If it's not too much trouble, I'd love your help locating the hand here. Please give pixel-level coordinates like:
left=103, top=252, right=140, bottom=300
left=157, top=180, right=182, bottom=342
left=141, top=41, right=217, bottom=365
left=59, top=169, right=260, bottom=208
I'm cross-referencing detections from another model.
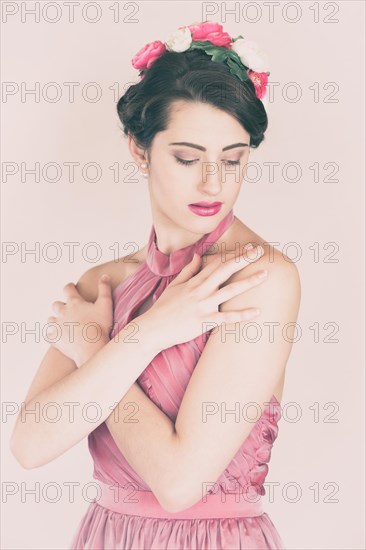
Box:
left=141, top=245, right=267, bottom=350
left=46, top=274, right=113, bottom=367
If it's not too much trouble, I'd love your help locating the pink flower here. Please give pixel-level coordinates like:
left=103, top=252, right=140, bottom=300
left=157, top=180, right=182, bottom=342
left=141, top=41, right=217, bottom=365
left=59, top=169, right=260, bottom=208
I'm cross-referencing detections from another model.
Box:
left=188, top=21, right=232, bottom=48
left=131, top=40, right=166, bottom=71
left=247, top=69, right=268, bottom=100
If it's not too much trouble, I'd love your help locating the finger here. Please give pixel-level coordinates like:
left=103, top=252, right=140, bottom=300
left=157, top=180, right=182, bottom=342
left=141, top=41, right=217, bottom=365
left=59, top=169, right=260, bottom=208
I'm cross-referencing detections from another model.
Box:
left=191, top=244, right=262, bottom=286
left=47, top=315, right=57, bottom=324
left=46, top=316, right=59, bottom=336
left=189, top=255, right=222, bottom=285
left=63, top=282, right=81, bottom=300
left=209, top=307, right=261, bottom=326
left=169, top=253, right=202, bottom=286
left=51, top=301, right=66, bottom=314
left=97, top=274, right=112, bottom=301
left=205, top=269, right=268, bottom=310
left=198, top=246, right=265, bottom=296
left=184, top=252, right=237, bottom=287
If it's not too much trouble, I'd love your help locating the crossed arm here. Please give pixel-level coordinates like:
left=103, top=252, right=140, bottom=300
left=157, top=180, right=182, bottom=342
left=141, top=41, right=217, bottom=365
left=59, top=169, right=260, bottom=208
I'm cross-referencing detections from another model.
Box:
left=104, top=254, right=301, bottom=512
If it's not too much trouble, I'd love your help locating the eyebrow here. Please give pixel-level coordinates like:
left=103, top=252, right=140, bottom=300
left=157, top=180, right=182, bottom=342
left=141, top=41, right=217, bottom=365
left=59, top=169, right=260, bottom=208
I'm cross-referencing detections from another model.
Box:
left=168, top=142, right=249, bottom=152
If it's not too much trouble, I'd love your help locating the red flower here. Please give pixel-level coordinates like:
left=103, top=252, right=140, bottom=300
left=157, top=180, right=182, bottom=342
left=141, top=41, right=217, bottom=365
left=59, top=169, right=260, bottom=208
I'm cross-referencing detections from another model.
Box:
left=247, top=69, right=268, bottom=100
left=131, top=40, right=166, bottom=71
left=188, top=21, right=232, bottom=48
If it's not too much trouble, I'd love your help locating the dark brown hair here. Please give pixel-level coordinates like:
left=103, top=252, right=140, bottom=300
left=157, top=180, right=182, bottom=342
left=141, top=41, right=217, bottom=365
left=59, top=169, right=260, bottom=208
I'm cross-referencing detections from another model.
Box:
left=117, top=49, right=268, bottom=160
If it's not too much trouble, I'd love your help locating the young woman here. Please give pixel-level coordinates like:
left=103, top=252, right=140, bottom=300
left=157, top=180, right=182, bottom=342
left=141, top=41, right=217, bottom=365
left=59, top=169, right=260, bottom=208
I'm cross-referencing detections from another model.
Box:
left=11, top=21, right=301, bottom=550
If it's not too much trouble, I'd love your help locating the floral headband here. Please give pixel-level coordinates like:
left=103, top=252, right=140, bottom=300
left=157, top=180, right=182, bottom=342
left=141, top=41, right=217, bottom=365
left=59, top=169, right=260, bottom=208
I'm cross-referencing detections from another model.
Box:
left=131, top=21, right=270, bottom=103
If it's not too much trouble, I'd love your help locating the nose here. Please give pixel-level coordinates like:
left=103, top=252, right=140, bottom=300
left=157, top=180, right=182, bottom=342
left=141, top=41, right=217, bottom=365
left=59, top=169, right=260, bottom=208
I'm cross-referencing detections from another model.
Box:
left=198, top=163, right=223, bottom=196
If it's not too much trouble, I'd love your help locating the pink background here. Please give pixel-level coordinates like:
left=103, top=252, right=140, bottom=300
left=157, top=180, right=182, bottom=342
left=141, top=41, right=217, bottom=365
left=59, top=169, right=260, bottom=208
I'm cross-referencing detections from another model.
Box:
left=2, top=1, right=365, bottom=548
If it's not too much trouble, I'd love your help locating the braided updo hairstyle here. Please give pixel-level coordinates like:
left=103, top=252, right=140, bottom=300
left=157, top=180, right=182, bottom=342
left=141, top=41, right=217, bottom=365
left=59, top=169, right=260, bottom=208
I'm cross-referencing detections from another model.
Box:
left=117, top=48, right=268, bottom=161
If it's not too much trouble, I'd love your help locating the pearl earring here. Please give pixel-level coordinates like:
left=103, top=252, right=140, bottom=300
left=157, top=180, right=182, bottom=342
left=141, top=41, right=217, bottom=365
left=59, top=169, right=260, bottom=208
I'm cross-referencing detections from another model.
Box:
left=140, top=162, right=148, bottom=178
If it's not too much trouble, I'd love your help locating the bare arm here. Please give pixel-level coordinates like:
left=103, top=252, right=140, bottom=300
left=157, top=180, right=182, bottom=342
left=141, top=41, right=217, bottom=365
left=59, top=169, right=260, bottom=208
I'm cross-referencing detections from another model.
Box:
left=102, top=254, right=301, bottom=512
left=105, top=383, right=176, bottom=502
left=10, top=313, right=161, bottom=471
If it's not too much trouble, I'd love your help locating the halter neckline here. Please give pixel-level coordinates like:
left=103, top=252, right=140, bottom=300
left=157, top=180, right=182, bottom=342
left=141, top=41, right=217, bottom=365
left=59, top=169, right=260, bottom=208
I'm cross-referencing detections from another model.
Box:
left=146, top=210, right=235, bottom=276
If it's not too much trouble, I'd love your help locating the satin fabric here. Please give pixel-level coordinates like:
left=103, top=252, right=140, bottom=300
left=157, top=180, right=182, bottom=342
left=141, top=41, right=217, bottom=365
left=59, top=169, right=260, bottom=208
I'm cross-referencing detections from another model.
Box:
left=70, top=209, right=286, bottom=549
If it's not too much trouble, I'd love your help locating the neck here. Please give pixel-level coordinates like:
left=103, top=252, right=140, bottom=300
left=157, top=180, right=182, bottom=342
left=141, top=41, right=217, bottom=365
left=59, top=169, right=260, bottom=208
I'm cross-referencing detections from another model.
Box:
left=151, top=209, right=233, bottom=255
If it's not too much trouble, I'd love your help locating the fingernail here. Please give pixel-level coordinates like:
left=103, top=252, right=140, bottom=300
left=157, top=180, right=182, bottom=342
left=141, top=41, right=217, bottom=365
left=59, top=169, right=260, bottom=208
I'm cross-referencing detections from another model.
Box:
left=247, top=247, right=258, bottom=258
left=101, top=274, right=110, bottom=282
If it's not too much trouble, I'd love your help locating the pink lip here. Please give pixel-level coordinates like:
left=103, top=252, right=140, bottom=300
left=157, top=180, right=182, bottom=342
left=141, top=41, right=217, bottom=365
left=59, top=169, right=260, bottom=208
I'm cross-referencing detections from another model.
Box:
left=189, top=201, right=222, bottom=207
left=188, top=202, right=223, bottom=216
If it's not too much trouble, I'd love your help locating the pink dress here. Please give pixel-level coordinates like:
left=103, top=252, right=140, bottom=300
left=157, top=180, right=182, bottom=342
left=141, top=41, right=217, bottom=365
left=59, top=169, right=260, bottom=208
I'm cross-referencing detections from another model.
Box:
left=70, top=209, right=286, bottom=549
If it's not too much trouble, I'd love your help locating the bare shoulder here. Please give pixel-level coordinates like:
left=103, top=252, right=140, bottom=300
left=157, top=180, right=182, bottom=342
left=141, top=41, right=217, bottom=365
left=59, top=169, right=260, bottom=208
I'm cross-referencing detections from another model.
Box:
left=213, top=215, right=301, bottom=305
left=75, top=244, right=148, bottom=302
left=203, top=216, right=301, bottom=403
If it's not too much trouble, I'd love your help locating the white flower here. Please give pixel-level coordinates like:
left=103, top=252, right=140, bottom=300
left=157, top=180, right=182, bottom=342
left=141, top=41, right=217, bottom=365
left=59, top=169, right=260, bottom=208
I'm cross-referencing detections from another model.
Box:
left=231, top=39, right=269, bottom=73
left=165, top=26, right=192, bottom=53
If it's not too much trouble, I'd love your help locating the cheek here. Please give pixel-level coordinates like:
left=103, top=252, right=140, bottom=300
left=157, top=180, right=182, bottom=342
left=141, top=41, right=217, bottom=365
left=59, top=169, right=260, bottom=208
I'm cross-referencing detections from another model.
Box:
left=154, top=162, right=196, bottom=194
left=224, top=176, right=244, bottom=199
left=150, top=172, right=187, bottom=201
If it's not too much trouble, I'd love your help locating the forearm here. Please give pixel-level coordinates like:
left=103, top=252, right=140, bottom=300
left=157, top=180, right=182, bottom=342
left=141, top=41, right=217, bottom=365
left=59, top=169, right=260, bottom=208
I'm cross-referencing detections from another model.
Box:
left=12, top=316, right=160, bottom=469
left=105, top=382, right=180, bottom=505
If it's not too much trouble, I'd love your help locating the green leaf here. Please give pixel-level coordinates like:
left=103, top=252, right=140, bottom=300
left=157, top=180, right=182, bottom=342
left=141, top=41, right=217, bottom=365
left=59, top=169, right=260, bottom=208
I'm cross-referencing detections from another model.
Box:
left=210, top=50, right=228, bottom=63
left=189, top=41, right=216, bottom=50
left=187, top=41, right=251, bottom=83
left=226, top=48, right=249, bottom=69
left=226, top=59, right=250, bottom=82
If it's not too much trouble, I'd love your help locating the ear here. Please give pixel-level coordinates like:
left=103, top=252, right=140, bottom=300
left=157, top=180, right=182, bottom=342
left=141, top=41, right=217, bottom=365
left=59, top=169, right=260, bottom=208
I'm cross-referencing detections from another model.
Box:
left=127, top=133, right=148, bottom=166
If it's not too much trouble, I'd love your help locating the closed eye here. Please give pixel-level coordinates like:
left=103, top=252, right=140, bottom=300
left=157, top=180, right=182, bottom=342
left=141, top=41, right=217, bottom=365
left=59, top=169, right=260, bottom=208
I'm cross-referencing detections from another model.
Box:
left=175, top=157, right=240, bottom=167
left=224, top=160, right=240, bottom=166
left=175, top=157, right=197, bottom=166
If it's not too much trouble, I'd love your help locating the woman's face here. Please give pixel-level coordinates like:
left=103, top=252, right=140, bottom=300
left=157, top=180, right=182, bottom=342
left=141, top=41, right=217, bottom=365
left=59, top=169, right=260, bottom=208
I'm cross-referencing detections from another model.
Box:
left=130, top=100, right=251, bottom=246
